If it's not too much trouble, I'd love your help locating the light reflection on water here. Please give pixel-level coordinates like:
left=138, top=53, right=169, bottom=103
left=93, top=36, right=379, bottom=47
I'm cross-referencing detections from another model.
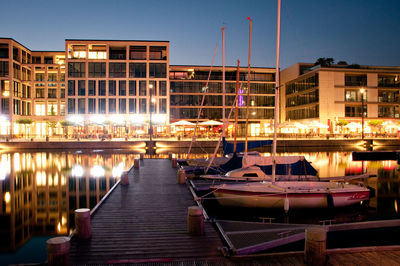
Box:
left=0, top=149, right=399, bottom=256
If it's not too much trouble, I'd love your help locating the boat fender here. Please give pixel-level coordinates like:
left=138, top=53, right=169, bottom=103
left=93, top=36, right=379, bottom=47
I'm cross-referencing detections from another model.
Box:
left=284, top=197, right=290, bottom=213
left=367, top=186, right=375, bottom=198
left=327, top=193, right=334, bottom=208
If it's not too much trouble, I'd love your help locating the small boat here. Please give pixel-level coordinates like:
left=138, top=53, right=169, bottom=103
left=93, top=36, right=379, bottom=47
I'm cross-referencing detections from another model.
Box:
left=212, top=181, right=370, bottom=209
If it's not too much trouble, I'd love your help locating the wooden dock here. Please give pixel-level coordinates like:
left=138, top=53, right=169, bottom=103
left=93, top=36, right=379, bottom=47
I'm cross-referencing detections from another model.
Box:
left=68, top=158, right=400, bottom=265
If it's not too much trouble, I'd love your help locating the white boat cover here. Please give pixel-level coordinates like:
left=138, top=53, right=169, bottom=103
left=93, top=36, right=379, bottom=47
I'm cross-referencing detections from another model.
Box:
left=242, top=155, right=305, bottom=168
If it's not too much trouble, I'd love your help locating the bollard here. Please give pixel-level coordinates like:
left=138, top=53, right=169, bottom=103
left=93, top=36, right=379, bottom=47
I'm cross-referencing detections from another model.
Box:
left=120, top=171, right=129, bottom=185
left=46, top=236, right=70, bottom=266
left=74, top=208, right=91, bottom=240
left=168, top=152, right=172, bottom=160
left=139, top=153, right=144, bottom=160
left=187, top=206, right=204, bottom=236
left=178, top=169, right=186, bottom=184
left=304, top=227, right=327, bottom=266
left=134, top=158, right=140, bottom=169
left=171, top=158, right=177, bottom=168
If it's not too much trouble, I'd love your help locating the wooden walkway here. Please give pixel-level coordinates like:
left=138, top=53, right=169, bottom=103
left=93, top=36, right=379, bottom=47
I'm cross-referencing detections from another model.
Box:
left=69, top=158, right=400, bottom=265
left=69, top=159, right=226, bottom=264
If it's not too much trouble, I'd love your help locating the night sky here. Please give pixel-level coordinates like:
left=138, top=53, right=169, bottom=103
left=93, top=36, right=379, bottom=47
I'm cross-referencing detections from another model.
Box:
left=1, top=0, right=399, bottom=69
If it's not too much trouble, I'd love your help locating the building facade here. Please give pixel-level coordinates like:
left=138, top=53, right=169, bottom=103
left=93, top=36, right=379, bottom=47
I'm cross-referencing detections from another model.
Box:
left=281, top=63, right=400, bottom=136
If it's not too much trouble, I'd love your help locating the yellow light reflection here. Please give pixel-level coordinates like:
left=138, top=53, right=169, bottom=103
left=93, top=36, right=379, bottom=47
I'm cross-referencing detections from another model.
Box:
left=91, top=165, right=105, bottom=177
left=4, top=192, right=10, bottom=203
left=395, top=200, right=398, bottom=213
left=112, top=162, right=125, bottom=178
left=72, top=164, right=84, bottom=178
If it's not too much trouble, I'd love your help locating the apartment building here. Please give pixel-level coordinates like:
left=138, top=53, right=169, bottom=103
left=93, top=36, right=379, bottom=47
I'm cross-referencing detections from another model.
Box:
left=281, top=63, right=400, bottom=135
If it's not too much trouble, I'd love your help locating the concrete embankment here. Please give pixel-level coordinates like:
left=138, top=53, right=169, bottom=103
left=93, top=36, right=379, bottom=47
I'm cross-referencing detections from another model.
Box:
left=0, top=139, right=399, bottom=152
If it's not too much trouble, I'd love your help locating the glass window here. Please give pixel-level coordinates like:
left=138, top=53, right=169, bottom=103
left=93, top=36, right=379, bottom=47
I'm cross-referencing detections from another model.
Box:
left=129, top=80, right=136, bottom=96
left=88, top=80, right=96, bottom=96
left=48, top=102, right=57, bottom=115
left=129, top=99, right=136, bottom=113
left=68, top=81, right=75, bottom=96
left=345, top=74, right=367, bottom=86
left=119, top=99, right=126, bottom=113
left=119, top=80, right=126, bottom=96
left=68, top=99, right=75, bottom=114
left=109, top=46, right=126, bottom=60
left=149, top=80, right=156, bottom=96
left=130, top=63, right=146, bottom=78
left=109, top=63, right=126, bottom=78
left=1, top=99, right=9, bottom=114
left=108, top=99, right=116, bottom=113
left=60, top=102, right=65, bottom=115
left=99, top=80, right=106, bottom=96
left=129, top=46, right=146, bottom=60
left=149, top=63, right=166, bottom=78
left=139, top=99, right=146, bottom=114
left=159, top=81, right=167, bottom=96
left=48, top=73, right=57, bottom=81
left=44, top=56, right=53, bottom=64
left=68, top=62, right=85, bottom=78
left=109, top=80, right=116, bottom=96
left=139, top=81, right=146, bottom=96
left=35, top=102, right=45, bottom=116
left=0, top=61, right=9, bottom=77
left=78, top=80, right=86, bottom=96
left=88, top=98, right=96, bottom=114
left=98, top=99, right=106, bottom=114
left=0, top=44, right=9, bottom=59
left=149, top=46, right=167, bottom=60
left=78, top=99, right=85, bottom=114
left=48, top=87, right=57, bottom=98
left=159, top=99, right=167, bottom=114
left=88, top=62, right=106, bottom=77
left=35, top=86, right=45, bottom=98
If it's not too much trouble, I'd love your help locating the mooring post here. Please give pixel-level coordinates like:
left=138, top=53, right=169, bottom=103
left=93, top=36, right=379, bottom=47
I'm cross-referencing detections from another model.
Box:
left=171, top=158, right=177, bottom=168
left=134, top=158, right=140, bottom=169
left=178, top=169, right=186, bottom=184
left=187, top=206, right=204, bottom=236
left=46, top=236, right=70, bottom=266
left=74, top=208, right=91, bottom=240
left=168, top=152, right=172, bottom=160
left=139, top=153, right=144, bottom=160
left=304, top=227, right=327, bottom=266
left=120, top=171, right=129, bottom=185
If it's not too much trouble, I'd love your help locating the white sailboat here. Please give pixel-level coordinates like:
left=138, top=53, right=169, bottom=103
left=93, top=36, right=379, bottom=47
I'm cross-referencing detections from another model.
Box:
left=211, top=0, right=371, bottom=210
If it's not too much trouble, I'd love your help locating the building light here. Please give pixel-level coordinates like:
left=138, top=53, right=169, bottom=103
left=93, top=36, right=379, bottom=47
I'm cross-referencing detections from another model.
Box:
left=67, top=115, right=84, bottom=125
left=110, top=115, right=125, bottom=125
left=130, top=114, right=145, bottom=125
left=152, top=114, right=167, bottom=124
left=90, top=115, right=106, bottom=125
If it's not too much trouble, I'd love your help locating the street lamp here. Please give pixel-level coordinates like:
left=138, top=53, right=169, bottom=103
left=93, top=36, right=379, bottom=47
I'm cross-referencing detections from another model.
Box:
left=360, top=88, right=365, bottom=140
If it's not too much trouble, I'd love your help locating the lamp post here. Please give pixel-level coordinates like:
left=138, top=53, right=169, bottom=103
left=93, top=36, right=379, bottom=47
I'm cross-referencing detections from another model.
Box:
left=149, top=84, right=154, bottom=142
left=360, top=88, right=365, bottom=140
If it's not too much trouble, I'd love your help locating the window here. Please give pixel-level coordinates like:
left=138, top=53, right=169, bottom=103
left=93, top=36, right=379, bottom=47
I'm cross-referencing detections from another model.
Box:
left=108, top=99, right=116, bottom=113
left=378, top=105, right=399, bottom=118
left=109, top=63, right=126, bottom=78
left=32, top=56, right=41, bottom=64
left=13, top=47, right=19, bottom=61
left=35, top=72, right=44, bottom=81
left=109, top=80, right=116, bottom=96
left=149, top=46, right=167, bottom=60
left=13, top=99, right=20, bottom=115
left=1, top=80, right=10, bottom=97
left=129, top=80, right=136, bottom=96
left=109, top=46, right=126, bottom=60
left=88, top=44, right=107, bottom=59
left=88, top=98, right=96, bottom=114
left=1, top=99, right=9, bottom=114
left=159, top=81, right=167, bottom=96
left=35, top=102, right=45, bottom=116
left=68, top=99, right=75, bottom=114
left=0, top=61, right=9, bottom=77
left=139, top=99, right=146, bottom=114
left=149, top=63, right=166, bottom=78
left=88, top=80, right=96, bottom=96
left=129, top=63, right=146, bottom=78
left=48, top=73, right=57, bottom=81
left=44, top=56, right=53, bottom=64
left=78, top=80, right=86, bottom=96
left=68, top=62, right=85, bottom=77
left=149, top=80, right=156, bottom=96
left=345, top=74, right=367, bottom=86
left=159, top=99, right=167, bottom=113
left=139, top=81, right=146, bottom=96
left=0, top=44, right=9, bottom=58
left=129, top=46, right=146, bottom=60
left=88, top=62, right=106, bottom=77
left=378, top=90, right=399, bottom=103
left=48, top=102, right=57, bottom=115
left=78, top=99, right=85, bottom=114
left=60, top=87, right=65, bottom=98
left=119, top=99, right=126, bottom=113
left=345, top=105, right=366, bottom=117
left=99, top=80, right=106, bottom=96
left=48, top=87, right=57, bottom=98
left=129, top=99, right=136, bottom=113
left=98, top=99, right=106, bottom=114
left=119, top=80, right=126, bottom=96
left=35, top=86, right=45, bottom=98
left=68, top=81, right=75, bottom=96
left=60, top=102, right=65, bottom=115
left=378, top=75, right=400, bottom=87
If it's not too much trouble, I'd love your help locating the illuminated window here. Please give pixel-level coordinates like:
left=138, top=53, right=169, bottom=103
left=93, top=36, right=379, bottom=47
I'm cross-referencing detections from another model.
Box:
left=35, top=102, right=45, bottom=116
left=48, top=102, right=57, bottom=115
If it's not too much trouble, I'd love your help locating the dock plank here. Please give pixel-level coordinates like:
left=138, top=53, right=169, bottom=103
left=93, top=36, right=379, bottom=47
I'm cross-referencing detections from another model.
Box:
left=69, top=159, right=226, bottom=264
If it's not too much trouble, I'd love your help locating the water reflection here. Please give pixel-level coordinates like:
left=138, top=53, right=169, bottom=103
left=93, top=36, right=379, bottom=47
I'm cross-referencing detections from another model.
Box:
left=0, top=150, right=399, bottom=254
left=0, top=151, right=136, bottom=252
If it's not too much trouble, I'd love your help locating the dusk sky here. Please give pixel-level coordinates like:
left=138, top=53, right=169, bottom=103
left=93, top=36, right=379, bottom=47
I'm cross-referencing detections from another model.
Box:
left=1, top=0, right=399, bottom=69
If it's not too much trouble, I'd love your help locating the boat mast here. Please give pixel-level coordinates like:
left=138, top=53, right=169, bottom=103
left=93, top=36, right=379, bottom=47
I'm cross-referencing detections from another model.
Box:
left=222, top=27, right=226, bottom=138
left=234, top=60, right=240, bottom=153
left=245, top=17, right=252, bottom=155
left=272, top=0, right=281, bottom=182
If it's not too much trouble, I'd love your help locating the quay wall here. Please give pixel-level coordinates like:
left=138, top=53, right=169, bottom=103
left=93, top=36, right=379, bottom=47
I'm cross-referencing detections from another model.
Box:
left=0, top=139, right=399, bottom=152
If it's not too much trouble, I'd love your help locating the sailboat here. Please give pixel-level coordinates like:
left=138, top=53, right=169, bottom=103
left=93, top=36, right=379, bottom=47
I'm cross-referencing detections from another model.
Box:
left=211, top=0, right=370, bottom=210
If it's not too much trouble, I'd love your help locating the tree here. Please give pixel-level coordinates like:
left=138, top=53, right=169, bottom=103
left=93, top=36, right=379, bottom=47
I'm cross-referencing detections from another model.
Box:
left=314, top=57, right=335, bottom=67
left=337, top=61, right=348, bottom=65
left=16, top=118, right=33, bottom=138
left=336, top=120, right=348, bottom=133
left=368, top=120, right=383, bottom=133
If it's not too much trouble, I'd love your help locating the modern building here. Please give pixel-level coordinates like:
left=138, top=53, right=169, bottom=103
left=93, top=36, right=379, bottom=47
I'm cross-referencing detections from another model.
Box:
left=280, top=63, right=400, bottom=136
